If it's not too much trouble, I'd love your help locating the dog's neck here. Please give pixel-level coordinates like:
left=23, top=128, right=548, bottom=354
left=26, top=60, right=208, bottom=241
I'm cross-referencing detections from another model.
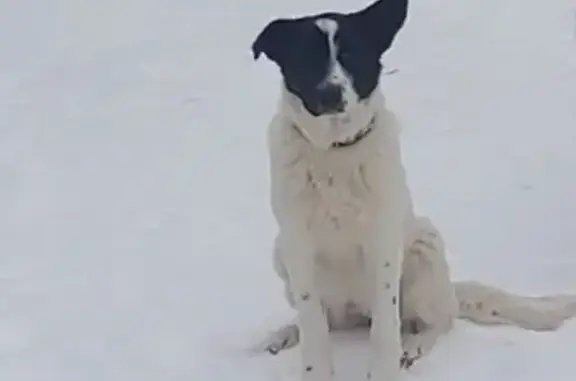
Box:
left=292, top=116, right=375, bottom=148
left=279, top=86, right=384, bottom=150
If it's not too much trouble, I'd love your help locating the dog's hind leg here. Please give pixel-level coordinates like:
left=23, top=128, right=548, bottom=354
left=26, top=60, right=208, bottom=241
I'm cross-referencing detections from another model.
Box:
left=260, top=311, right=372, bottom=355
left=399, top=216, right=459, bottom=368
left=256, top=239, right=302, bottom=355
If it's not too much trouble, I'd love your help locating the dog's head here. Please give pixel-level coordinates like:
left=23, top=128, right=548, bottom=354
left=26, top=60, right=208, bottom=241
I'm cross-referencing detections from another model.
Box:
left=252, top=0, right=407, bottom=134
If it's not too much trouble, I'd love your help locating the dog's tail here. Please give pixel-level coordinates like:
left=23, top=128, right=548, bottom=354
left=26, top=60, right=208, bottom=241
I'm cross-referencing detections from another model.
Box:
left=453, top=280, right=576, bottom=331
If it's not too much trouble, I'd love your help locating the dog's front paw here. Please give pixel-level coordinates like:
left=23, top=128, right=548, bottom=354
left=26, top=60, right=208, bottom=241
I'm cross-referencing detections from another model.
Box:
left=399, top=348, right=421, bottom=369
left=400, top=335, right=424, bottom=369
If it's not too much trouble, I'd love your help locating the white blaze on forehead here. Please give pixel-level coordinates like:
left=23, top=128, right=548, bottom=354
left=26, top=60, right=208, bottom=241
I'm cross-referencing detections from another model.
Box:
left=314, top=18, right=358, bottom=108
left=314, top=18, right=339, bottom=56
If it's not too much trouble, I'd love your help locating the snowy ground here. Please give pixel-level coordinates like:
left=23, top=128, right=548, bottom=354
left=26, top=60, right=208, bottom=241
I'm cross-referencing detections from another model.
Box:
left=1, top=0, right=576, bottom=380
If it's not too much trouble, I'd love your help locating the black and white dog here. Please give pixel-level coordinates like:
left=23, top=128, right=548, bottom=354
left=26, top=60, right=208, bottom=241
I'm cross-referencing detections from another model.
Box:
left=251, top=1, right=576, bottom=380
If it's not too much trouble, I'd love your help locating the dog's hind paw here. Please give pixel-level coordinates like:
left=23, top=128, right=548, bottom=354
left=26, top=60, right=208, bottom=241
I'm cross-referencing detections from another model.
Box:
left=399, top=346, right=422, bottom=369
left=261, top=323, right=300, bottom=355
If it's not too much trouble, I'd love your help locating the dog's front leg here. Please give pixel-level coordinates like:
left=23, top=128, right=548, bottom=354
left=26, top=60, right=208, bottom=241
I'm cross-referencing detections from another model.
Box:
left=280, top=234, right=334, bottom=381
left=365, top=208, right=404, bottom=380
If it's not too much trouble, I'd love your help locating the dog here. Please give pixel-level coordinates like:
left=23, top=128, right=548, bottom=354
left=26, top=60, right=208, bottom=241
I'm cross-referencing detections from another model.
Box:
left=251, top=0, right=576, bottom=380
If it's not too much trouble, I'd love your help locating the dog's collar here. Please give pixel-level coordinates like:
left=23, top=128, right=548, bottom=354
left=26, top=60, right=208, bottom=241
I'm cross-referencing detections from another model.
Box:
left=331, top=118, right=375, bottom=148
left=293, top=116, right=376, bottom=148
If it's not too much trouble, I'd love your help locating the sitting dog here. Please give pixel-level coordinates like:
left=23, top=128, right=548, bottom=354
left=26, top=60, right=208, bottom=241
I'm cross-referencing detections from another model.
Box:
left=251, top=0, right=576, bottom=380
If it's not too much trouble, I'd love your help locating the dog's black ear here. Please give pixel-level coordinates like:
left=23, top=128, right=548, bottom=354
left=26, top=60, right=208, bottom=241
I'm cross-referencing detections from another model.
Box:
left=350, top=0, right=408, bottom=57
left=251, top=18, right=295, bottom=63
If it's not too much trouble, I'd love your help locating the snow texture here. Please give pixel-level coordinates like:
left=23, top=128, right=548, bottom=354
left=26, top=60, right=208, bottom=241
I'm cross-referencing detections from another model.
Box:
left=1, top=0, right=576, bottom=380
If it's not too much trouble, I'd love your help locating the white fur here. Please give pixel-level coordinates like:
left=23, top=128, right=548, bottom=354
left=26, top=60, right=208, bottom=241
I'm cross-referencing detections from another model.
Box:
left=282, top=86, right=375, bottom=151
left=260, top=84, right=576, bottom=381
left=268, top=85, right=407, bottom=381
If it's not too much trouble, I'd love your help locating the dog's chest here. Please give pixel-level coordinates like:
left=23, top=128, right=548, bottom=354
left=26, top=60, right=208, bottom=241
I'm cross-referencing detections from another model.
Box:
left=272, top=150, right=383, bottom=323
left=288, top=153, right=378, bottom=247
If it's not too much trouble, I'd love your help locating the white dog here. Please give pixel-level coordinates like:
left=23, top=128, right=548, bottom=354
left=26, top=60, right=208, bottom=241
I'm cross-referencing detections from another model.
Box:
left=251, top=1, right=576, bottom=380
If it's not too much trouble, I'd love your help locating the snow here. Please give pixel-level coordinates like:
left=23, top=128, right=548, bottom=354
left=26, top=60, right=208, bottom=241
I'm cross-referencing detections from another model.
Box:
left=1, top=0, right=576, bottom=380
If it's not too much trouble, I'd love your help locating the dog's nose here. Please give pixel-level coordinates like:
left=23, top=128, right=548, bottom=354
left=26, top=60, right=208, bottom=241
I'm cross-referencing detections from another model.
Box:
left=317, top=85, right=344, bottom=113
